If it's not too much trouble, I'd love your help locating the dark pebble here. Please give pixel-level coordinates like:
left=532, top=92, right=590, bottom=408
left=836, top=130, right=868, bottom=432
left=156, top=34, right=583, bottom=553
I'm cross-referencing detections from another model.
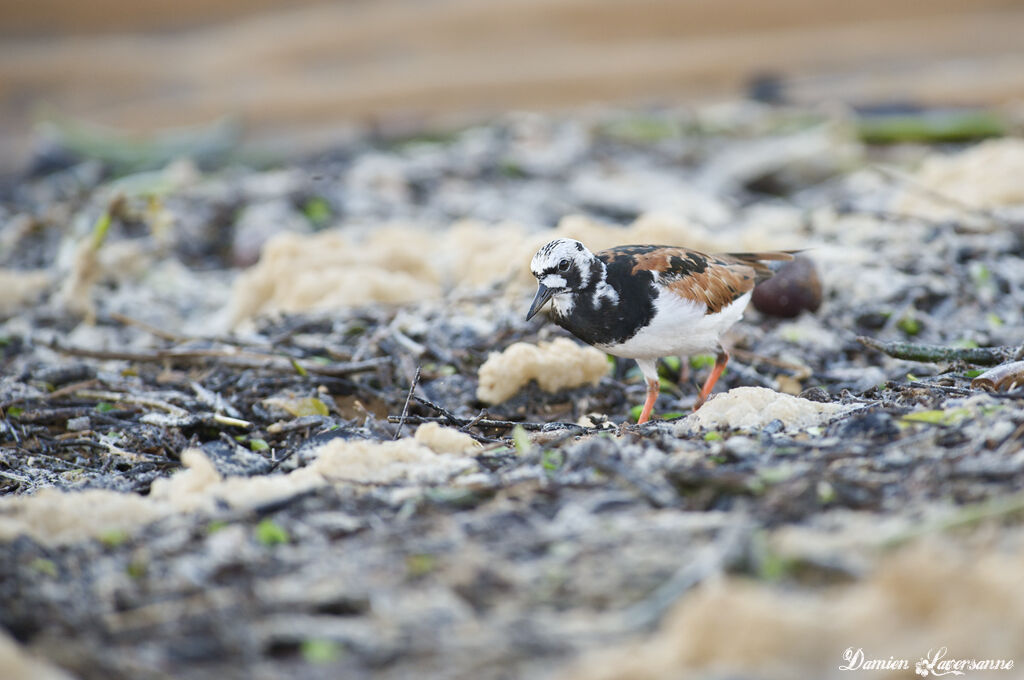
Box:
left=798, top=386, right=830, bottom=402
left=752, top=256, right=822, bottom=318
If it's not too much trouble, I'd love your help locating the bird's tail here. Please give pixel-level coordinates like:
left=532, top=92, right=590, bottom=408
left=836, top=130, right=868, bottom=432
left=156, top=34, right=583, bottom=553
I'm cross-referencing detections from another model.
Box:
left=725, top=250, right=801, bottom=283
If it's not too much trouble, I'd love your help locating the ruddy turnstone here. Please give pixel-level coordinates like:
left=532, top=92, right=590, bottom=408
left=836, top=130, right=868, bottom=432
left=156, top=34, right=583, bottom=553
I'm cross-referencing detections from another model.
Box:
left=527, top=238, right=794, bottom=424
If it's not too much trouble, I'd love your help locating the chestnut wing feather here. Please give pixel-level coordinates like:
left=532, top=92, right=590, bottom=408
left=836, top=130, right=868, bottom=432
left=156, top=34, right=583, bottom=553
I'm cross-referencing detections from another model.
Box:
left=600, top=245, right=795, bottom=314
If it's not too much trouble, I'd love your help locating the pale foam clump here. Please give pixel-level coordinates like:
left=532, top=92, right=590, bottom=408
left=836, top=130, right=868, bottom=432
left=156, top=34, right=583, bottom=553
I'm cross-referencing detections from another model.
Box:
left=414, top=422, right=482, bottom=455
left=477, top=336, right=609, bottom=404
left=229, top=228, right=443, bottom=324
left=0, top=440, right=476, bottom=546
left=227, top=211, right=752, bottom=324
left=0, top=487, right=171, bottom=546
left=310, top=437, right=476, bottom=484
left=0, top=629, right=74, bottom=680
left=678, top=386, right=851, bottom=433
left=0, top=268, right=50, bottom=317
left=894, top=138, right=1024, bottom=220
left=560, top=541, right=1024, bottom=680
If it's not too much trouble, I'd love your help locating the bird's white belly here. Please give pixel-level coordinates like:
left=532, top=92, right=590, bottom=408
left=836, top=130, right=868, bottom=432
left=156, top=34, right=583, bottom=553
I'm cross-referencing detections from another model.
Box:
left=597, top=292, right=751, bottom=360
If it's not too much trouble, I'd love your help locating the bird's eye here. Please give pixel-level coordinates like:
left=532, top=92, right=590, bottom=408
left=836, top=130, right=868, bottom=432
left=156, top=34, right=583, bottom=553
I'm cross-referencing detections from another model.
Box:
left=557, top=259, right=570, bottom=272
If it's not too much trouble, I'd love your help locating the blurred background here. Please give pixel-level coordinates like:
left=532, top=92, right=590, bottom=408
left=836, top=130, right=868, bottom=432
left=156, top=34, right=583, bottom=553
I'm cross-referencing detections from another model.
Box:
left=3, top=0, right=1024, bottom=177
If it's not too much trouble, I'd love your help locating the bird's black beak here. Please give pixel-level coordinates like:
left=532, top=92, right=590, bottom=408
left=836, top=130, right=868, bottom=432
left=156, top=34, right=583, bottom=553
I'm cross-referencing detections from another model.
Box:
left=526, top=284, right=553, bottom=321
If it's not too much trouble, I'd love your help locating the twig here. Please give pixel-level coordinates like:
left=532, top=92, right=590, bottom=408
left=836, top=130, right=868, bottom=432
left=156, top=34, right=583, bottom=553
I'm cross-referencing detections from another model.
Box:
left=47, top=340, right=390, bottom=377
left=212, top=414, right=253, bottom=428
left=459, top=410, right=488, bottom=432
left=412, top=395, right=462, bottom=423
left=393, top=366, right=421, bottom=440
left=107, top=311, right=189, bottom=343
left=47, top=378, right=101, bottom=401
left=0, top=469, right=30, bottom=483
left=385, top=414, right=549, bottom=431
left=857, top=336, right=1013, bottom=366
left=75, top=389, right=189, bottom=418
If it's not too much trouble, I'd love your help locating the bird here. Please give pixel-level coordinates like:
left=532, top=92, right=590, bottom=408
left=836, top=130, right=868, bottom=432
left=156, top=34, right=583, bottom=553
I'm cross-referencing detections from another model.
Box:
left=526, top=238, right=794, bottom=424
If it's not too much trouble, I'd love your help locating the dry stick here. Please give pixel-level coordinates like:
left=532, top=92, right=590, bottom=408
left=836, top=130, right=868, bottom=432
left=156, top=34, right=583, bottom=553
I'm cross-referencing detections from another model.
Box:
left=412, top=395, right=463, bottom=424
left=459, top=410, right=489, bottom=432
left=386, top=414, right=549, bottom=431
left=47, top=340, right=390, bottom=377
left=75, top=389, right=189, bottom=417
left=46, top=378, right=101, bottom=401
left=107, top=311, right=190, bottom=343
left=392, top=366, right=421, bottom=440
left=396, top=395, right=570, bottom=433
left=856, top=336, right=1014, bottom=366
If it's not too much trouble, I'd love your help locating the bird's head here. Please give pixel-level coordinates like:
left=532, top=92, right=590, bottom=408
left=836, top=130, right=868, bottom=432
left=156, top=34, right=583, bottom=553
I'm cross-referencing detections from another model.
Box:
left=526, top=238, right=597, bottom=320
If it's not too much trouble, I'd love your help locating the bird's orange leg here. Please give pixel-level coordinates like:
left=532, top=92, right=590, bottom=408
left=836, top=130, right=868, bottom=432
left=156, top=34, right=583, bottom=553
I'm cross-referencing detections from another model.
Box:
left=694, top=349, right=729, bottom=411
left=637, top=377, right=660, bottom=424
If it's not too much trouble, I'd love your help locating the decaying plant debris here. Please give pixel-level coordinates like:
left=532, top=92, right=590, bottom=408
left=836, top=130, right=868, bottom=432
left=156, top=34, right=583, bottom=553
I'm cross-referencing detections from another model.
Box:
left=2, top=104, right=1024, bottom=679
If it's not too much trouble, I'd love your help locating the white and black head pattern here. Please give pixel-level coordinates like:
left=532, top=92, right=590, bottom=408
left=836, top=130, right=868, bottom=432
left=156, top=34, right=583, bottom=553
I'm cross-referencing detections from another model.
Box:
left=529, top=238, right=595, bottom=292
left=526, top=238, right=619, bottom=323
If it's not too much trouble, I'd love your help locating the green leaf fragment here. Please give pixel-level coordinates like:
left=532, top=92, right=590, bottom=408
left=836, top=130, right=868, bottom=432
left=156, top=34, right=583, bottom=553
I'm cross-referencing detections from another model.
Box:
left=541, top=449, right=565, bottom=473
left=511, top=425, right=531, bottom=455
left=99, top=529, right=130, bottom=547
left=91, top=208, right=113, bottom=250
left=301, top=638, right=342, bottom=664
left=704, top=431, right=723, bottom=442
left=758, top=466, right=798, bottom=485
left=249, top=438, right=270, bottom=452
left=255, top=518, right=289, bottom=546
left=96, top=402, right=116, bottom=413
left=405, top=553, right=437, bottom=577
left=817, top=481, right=836, bottom=504
left=661, top=356, right=682, bottom=373
left=267, top=396, right=329, bottom=418
left=289, top=358, right=309, bottom=377
left=301, top=197, right=331, bottom=224
left=206, top=520, right=228, bottom=534
left=855, top=109, right=1005, bottom=144
left=29, top=558, right=58, bottom=577
left=897, top=316, right=921, bottom=336
left=902, top=408, right=971, bottom=426
left=499, top=161, right=526, bottom=178
left=690, top=354, right=715, bottom=370
left=126, top=559, right=148, bottom=579
left=601, top=116, right=680, bottom=143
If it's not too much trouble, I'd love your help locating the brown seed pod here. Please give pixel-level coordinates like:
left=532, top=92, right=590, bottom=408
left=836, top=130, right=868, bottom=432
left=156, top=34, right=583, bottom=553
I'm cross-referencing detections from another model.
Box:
left=751, top=255, right=822, bottom=318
